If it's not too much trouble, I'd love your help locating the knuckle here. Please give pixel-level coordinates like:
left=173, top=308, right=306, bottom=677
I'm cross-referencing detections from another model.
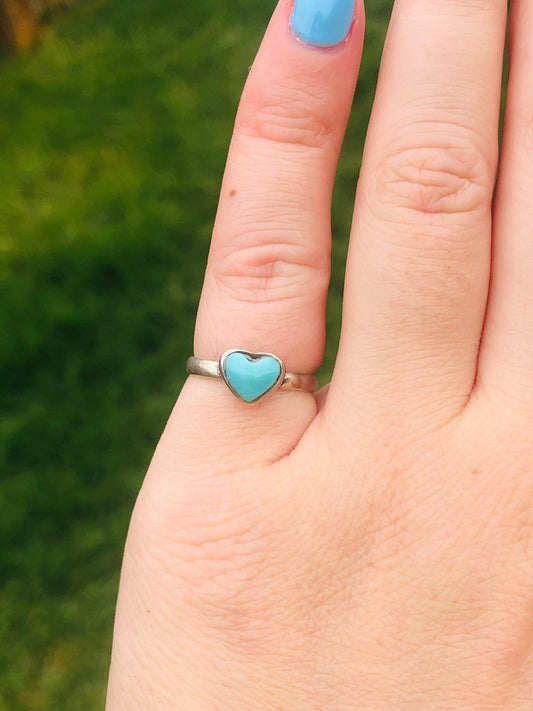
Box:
left=211, top=233, right=329, bottom=307
left=369, top=133, right=492, bottom=220
left=237, top=78, right=335, bottom=150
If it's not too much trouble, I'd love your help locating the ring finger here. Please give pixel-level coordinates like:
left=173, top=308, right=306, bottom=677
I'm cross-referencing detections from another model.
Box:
left=162, top=0, right=364, bottom=465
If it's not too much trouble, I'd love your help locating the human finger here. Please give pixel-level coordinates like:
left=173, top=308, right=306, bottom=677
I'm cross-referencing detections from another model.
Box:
left=159, top=0, right=364, bottom=468
left=329, top=0, right=507, bottom=430
left=194, top=0, right=363, bottom=374
left=475, top=0, right=533, bottom=413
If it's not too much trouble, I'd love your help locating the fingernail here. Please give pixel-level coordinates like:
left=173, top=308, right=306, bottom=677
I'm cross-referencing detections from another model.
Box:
left=291, top=0, right=356, bottom=48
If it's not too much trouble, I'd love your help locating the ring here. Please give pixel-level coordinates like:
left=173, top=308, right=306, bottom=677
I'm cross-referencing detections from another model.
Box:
left=186, top=349, right=318, bottom=403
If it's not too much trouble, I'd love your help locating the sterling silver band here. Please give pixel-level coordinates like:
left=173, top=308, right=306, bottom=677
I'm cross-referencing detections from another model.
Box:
left=187, top=357, right=317, bottom=391
left=186, top=349, right=317, bottom=403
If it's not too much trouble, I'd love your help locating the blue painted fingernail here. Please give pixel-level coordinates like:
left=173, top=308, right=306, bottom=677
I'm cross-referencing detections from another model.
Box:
left=291, top=0, right=356, bottom=48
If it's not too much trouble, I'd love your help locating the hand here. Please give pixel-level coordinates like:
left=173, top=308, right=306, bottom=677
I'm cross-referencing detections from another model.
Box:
left=106, top=0, right=533, bottom=708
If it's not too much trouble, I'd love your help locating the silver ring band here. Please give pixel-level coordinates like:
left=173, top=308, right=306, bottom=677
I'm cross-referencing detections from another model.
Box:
left=186, top=349, right=317, bottom=403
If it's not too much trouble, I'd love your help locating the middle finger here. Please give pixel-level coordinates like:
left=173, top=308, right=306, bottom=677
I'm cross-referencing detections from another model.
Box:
left=330, top=0, right=507, bottom=431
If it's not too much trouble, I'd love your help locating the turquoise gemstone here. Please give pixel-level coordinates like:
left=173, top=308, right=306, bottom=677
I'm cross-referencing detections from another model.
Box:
left=223, top=351, right=282, bottom=403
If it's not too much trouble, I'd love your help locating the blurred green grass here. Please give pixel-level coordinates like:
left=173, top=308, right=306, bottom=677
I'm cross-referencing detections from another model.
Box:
left=0, top=0, right=392, bottom=708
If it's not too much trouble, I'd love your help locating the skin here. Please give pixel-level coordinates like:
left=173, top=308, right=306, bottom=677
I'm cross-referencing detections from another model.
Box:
left=106, top=0, right=533, bottom=708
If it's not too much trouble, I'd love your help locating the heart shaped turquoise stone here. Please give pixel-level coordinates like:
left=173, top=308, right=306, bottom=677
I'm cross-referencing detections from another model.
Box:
left=223, top=351, right=282, bottom=403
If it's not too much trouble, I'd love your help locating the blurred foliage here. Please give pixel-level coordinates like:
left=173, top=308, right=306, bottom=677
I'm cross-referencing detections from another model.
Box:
left=0, top=0, right=40, bottom=51
left=0, top=0, right=393, bottom=708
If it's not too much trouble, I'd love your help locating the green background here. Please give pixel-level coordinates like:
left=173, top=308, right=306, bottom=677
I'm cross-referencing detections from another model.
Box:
left=0, top=0, right=392, bottom=708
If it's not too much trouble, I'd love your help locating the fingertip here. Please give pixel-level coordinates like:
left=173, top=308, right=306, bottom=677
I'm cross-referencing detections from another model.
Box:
left=290, top=0, right=361, bottom=49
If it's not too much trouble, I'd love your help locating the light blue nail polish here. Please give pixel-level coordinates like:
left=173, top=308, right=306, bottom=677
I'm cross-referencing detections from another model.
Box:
left=291, top=0, right=356, bottom=48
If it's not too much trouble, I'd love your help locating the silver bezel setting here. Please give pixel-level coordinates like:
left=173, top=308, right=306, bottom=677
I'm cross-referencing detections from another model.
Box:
left=219, top=349, right=286, bottom=404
